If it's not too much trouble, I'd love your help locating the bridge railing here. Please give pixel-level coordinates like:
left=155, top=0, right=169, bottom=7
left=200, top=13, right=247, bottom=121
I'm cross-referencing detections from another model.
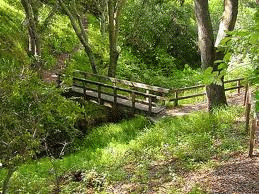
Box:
left=72, top=76, right=164, bottom=115
left=169, top=78, right=245, bottom=106
left=58, top=71, right=245, bottom=111
left=74, top=70, right=170, bottom=96
left=66, top=71, right=170, bottom=114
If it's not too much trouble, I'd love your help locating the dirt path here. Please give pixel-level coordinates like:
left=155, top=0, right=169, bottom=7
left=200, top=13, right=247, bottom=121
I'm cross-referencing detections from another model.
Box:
left=40, top=53, right=69, bottom=83
left=182, top=154, right=259, bottom=193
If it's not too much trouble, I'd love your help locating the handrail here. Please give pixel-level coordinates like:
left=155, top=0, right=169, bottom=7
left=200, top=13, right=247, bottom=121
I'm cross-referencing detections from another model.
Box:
left=248, top=88, right=259, bottom=157
left=170, top=78, right=245, bottom=106
left=73, top=77, right=159, bottom=99
left=171, top=78, right=244, bottom=92
left=74, top=70, right=170, bottom=94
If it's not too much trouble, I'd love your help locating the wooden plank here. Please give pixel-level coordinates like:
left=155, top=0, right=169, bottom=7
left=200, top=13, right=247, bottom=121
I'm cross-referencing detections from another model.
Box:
left=73, top=83, right=157, bottom=106
left=132, top=91, right=135, bottom=114
left=249, top=118, right=256, bottom=157
left=173, top=84, right=205, bottom=92
left=224, top=78, right=244, bottom=83
left=224, top=86, right=244, bottom=91
left=170, top=92, right=206, bottom=101
left=71, top=86, right=165, bottom=114
left=169, top=84, right=243, bottom=104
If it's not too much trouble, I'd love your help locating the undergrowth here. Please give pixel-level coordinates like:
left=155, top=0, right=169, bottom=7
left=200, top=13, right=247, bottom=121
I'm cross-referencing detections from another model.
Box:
left=0, top=105, right=248, bottom=193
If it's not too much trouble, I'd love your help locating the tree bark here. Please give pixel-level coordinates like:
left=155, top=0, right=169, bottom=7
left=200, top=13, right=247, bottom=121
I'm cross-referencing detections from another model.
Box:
left=108, top=0, right=119, bottom=77
left=215, top=0, right=238, bottom=47
left=209, top=0, right=238, bottom=111
left=195, top=0, right=226, bottom=111
left=107, top=0, right=124, bottom=77
left=195, top=0, right=215, bottom=71
left=58, top=0, right=98, bottom=74
left=21, top=0, right=41, bottom=60
left=195, top=0, right=239, bottom=111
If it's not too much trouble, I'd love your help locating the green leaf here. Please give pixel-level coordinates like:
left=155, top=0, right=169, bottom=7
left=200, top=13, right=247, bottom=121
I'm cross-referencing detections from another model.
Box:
left=218, top=63, right=227, bottom=70
left=219, top=69, right=227, bottom=77
left=204, top=67, right=213, bottom=74
left=220, top=37, right=231, bottom=46
left=214, top=60, right=224, bottom=64
left=224, top=52, right=232, bottom=62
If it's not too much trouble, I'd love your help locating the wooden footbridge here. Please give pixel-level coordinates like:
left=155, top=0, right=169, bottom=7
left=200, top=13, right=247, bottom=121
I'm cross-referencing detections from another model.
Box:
left=59, top=70, right=170, bottom=115
left=58, top=70, right=245, bottom=115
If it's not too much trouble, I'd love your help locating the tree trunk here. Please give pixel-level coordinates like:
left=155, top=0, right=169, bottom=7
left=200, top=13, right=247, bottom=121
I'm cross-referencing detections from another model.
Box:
left=209, top=0, right=238, bottom=111
left=108, top=0, right=119, bottom=77
left=58, top=0, right=98, bottom=74
left=215, top=0, right=238, bottom=47
left=195, top=0, right=232, bottom=111
left=107, top=0, right=125, bottom=77
left=21, top=0, right=41, bottom=61
left=195, top=0, right=215, bottom=71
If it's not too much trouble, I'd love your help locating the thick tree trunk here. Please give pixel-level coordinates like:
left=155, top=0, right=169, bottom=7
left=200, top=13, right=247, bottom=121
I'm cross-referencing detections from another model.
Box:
left=58, top=0, right=98, bottom=74
left=206, top=82, right=227, bottom=110
left=208, top=0, right=238, bottom=111
left=195, top=0, right=227, bottom=111
left=195, top=0, right=215, bottom=70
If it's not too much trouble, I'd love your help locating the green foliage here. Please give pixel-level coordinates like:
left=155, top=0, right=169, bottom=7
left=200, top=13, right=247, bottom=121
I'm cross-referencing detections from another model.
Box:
left=69, top=50, right=93, bottom=73
left=117, top=49, right=202, bottom=88
left=41, top=14, right=79, bottom=69
left=0, top=0, right=28, bottom=63
left=224, top=8, right=259, bottom=105
left=0, top=59, right=83, bottom=170
left=121, top=0, right=199, bottom=72
left=209, top=0, right=223, bottom=35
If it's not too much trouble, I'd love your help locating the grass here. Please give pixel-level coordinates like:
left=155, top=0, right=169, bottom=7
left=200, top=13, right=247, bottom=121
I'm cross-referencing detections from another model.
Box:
left=0, top=105, right=248, bottom=193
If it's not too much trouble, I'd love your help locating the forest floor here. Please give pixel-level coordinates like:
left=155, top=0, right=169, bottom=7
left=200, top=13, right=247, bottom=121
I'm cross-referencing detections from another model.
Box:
left=181, top=153, right=259, bottom=193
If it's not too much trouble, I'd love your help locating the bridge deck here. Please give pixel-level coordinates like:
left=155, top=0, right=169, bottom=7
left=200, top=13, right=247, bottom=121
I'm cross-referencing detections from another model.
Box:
left=71, top=86, right=165, bottom=114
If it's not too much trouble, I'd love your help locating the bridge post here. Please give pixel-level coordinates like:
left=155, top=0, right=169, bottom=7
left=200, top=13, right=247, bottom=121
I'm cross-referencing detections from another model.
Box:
left=113, top=86, right=117, bottom=105
left=148, top=96, right=152, bottom=116
left=146, top=89, right=149, bottom=102
left=98, top=84, right=104, bottom=105
left=131, top=91, right=135, bottom=115
left=174, top=90, right=179, bottom=107
left=237, top=80, right=241, bottom=94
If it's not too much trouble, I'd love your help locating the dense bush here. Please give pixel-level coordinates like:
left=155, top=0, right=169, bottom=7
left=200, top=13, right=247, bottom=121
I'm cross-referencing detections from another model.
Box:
left=0, top=59, right=83, bottom=168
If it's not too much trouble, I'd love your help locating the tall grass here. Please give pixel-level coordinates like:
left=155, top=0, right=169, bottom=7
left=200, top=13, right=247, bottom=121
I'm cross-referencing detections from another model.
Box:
left=0, top=106, right=248, bottom=193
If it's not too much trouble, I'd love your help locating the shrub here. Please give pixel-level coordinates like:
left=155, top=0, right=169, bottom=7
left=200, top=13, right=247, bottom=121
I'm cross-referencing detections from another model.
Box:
left=0, top=59, right=83, bottom=192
